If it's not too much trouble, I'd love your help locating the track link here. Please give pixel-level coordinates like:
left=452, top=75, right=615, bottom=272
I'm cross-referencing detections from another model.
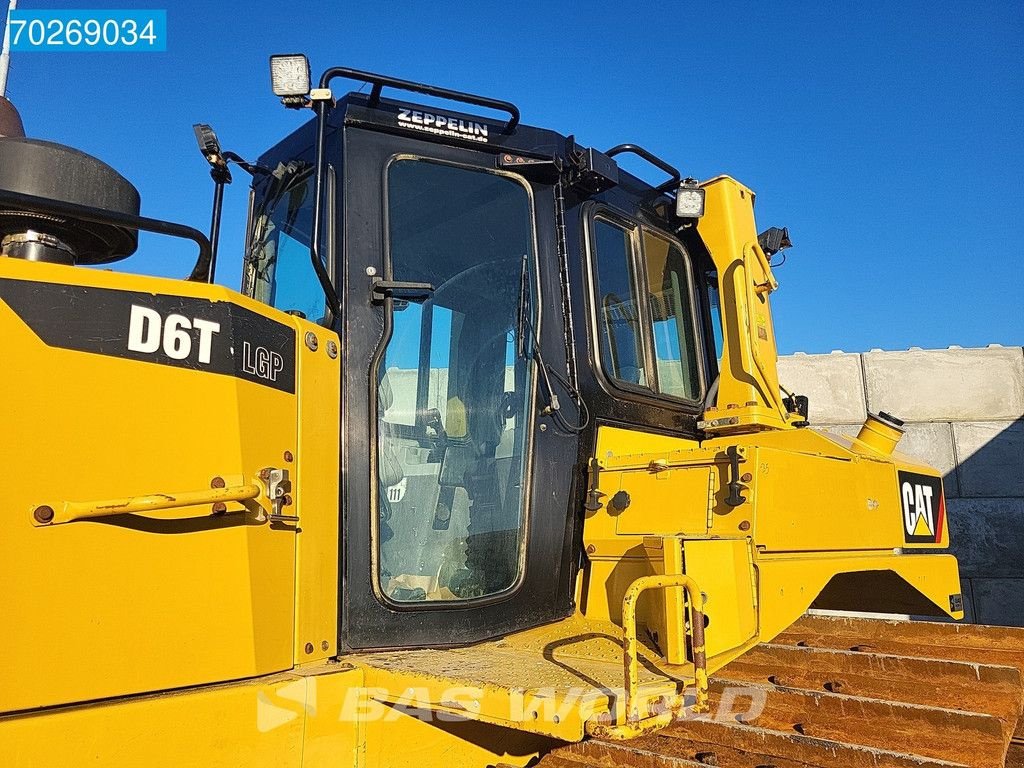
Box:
left=538, top=616, right=1024, bottom=768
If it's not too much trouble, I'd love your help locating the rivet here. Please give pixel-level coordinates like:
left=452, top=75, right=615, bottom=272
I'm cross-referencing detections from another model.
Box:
left=739, top=520, right=751, bottom=531
left=327, top=340, right=338, bottom=359
left=365, top=266, right=377, bottom=276
left=33, top=505, right=54, bottom=524
left=321, top=640, right=330, bottom=651
left=210, top=476, right=226, bottom=489
left=212, top=502, right=227, bottom=515
left=304, top=331, right=318, bottom=351
left=741, top=472, right=752, bottom=483
left=304, top=642, right=314, bottom=654
left=284, top=451, right=294, bottom=462
left=586, top=544, right=596, bottom=554
left=539, top=423, right=547, bottom=432
left=259, top=468, right=272, bottom=481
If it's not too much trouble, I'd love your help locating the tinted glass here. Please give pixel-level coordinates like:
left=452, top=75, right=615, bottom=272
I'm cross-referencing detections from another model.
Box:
left=643, top=231, right=701, bottom=399
left=246, top=165, right=326, bottom=322
left=378, top=159, right=536, bottom=603
left=593, top=219, right=646, bottom=387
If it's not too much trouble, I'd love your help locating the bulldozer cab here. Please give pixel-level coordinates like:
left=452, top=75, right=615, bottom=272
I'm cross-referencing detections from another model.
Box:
left=242, top=90, right=716, bottom=653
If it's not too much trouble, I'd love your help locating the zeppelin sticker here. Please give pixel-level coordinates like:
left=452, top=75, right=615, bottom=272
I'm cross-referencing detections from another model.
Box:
left=396, top=108, right=489, bottom=143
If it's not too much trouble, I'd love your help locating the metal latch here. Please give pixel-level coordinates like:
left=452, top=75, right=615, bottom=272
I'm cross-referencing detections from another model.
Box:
left=259, top=467, right=296, bottom=522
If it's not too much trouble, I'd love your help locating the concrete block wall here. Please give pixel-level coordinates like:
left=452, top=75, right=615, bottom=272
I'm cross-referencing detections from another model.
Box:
left=778, top=345, right=1024, bottom=627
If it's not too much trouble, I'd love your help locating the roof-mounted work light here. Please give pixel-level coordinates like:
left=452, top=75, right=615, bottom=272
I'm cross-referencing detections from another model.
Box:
left=675, top=178, right=705, bottom=219
left=270, top=54, right=311, bottom=107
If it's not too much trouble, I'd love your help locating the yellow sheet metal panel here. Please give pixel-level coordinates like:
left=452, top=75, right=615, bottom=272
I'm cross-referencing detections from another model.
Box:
left=697, top=176, right=790, bottom=433
left=358, top=709, right=552, bottom=768
left=0, top=259, right=299, bottom=712
left=683, top=539, right=758, bottom=661
left=594, top=424, right=700, bottom=459
left=612, top=466, right=710, bottom=536
left=349, top=613, right=689, bottom=744
left=1, top=673, right=309, bottom=768
left=756, top=553, right=964, bottom=642
left=707, top=428, right=951, bottom=553
left=293, top=321, right=341, bottom=664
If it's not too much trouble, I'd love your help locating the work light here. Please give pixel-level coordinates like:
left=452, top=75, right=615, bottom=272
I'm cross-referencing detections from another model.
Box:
left=675, top=178, right=705, bottom=219
left=270, top=54, right=311, bottom=103
left=192, top=123, right=221, bottom=162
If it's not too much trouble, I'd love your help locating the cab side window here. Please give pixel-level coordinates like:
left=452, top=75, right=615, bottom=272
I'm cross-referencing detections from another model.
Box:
left=592, top=219, right=646, bottom=386
left=589, top=214, right=703, bottom=401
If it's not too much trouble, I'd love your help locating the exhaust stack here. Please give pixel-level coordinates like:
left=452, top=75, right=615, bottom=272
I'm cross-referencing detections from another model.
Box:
left=855, top=411, right=905, bottom=456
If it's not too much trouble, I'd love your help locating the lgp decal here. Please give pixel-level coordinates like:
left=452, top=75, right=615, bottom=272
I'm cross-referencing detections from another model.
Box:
left=898, top=470, right=945, bottom=544
left=0, top=278, right=296, bottom=393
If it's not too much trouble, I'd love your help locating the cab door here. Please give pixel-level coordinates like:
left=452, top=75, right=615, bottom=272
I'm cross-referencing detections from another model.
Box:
left=338, top=116, right=578, bottom=649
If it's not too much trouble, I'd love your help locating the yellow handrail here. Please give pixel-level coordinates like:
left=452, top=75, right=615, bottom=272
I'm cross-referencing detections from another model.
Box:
left=32, top=483, right=261, bottom=526
left=586, top=574, right=709, bottom=740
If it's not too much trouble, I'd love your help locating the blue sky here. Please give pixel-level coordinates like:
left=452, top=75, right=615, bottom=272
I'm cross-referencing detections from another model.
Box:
left=2, top=1, right=1021, bottom=353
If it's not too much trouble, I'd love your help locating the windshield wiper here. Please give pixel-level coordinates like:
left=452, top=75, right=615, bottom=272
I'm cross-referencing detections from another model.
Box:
left=516, top=254, right=589, bottom=433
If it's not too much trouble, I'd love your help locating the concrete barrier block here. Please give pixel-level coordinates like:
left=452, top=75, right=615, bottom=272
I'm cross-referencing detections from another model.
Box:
left=898, top=422, right=959, bottom=497
left=862, top=347, right=1024, bottom=422
left=777, top=352, right=866, bottom=424
left=945, top=498, right=1024, bottom=578
left=970, top=578, right=1024, bottom=627
left=953, top=421, right=1024, bottom=497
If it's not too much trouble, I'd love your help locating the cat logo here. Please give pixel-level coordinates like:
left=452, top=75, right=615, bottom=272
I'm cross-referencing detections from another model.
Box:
left=898, top=470, right=945, bottom=544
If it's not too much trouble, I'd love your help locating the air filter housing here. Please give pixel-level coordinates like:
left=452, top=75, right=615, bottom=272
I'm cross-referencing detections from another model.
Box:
left=0, top=137, right=141, bottom=265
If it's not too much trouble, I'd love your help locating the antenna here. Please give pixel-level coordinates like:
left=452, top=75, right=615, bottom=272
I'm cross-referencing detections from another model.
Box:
left=0, top=0, right=17, bottom=98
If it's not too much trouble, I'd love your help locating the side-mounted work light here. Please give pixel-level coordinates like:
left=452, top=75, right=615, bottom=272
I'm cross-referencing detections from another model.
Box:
left=193, top=124, right=226, bottom=171
left=270, top=54, right=312, bottom=107
left=675, top=178, right=705, bottom=219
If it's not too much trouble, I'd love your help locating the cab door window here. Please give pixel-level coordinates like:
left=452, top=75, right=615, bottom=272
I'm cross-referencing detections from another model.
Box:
left=377, top=158, right=537, bottom=603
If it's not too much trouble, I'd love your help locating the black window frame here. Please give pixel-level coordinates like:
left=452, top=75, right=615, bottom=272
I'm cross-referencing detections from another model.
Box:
left=240, top=147, right=338, bottom=328
left=371, top=152, right=543, bottom=611
left=584, top=204, right=706, bottom=407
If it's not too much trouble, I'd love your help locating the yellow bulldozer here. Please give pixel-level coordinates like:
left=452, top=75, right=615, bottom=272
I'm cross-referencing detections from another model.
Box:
left=2, top=55, right=1022, bottom=767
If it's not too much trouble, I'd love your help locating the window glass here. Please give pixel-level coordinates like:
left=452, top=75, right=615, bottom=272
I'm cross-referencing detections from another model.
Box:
left=592, top=219, right=646, bottom=387
left=590, top=215, right=703, bottom=401
left=643, top=231, right=701, bottom=399
left=378, top=159, right=536, bottom=603
left=246, top=164, right=326, bottom=322
left=705, top=269, right=724, bottom=364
